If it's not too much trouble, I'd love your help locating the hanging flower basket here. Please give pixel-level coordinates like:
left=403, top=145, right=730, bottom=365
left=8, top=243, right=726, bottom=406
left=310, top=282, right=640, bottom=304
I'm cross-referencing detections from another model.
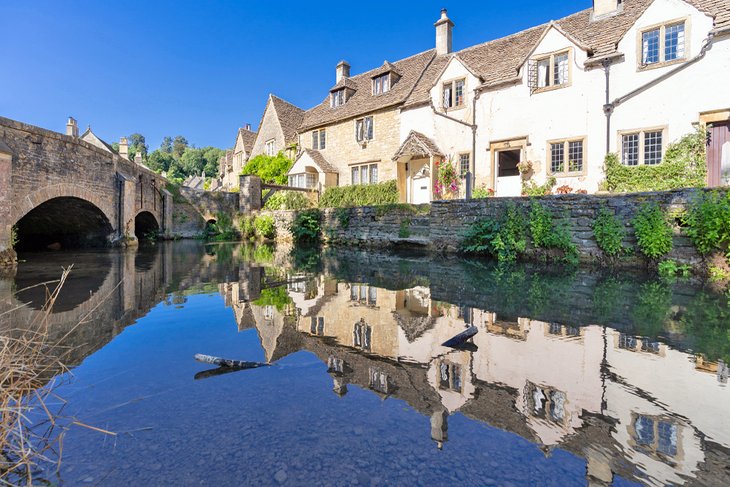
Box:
left=517, top=160, right=533, bottom=175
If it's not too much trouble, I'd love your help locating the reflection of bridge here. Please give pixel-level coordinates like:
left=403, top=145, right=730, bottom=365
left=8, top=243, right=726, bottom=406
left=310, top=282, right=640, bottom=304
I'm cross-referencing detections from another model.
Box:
left=0, top=116, right=172, bottom=261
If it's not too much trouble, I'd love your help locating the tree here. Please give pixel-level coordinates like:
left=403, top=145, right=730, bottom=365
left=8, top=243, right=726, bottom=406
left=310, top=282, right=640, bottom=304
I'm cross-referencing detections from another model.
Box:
left=160, top=136, right=173, bottom=154
left=242, top=152, right=293, bottom=185
left=147, top=150, right=176, bottom=173
left=172, top=136, right=189, bottom=159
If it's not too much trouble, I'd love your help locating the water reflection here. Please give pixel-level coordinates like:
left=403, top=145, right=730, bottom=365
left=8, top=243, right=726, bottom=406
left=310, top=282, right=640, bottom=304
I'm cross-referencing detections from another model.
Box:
left=1, top=242, right=729, bottom=486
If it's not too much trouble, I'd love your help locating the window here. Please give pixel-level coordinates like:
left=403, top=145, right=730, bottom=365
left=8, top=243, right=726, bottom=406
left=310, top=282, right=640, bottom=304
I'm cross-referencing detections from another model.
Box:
left=265, top=139, right=275, bottom=156
left=355, top=116, right=374, bottom=142
left=331, top=89, right=345, bottom=107
left=312, top=129, right=326, bottom=150
left=372, top=74, right=390, bottom=95
left=620, top=128, right=664, bottom=166
left=351, top=163, right=378, bottom=185
left=548, top=138, right=584, bottom=174
left=640, top=20, right=686, bottom=67
left=458, top=153, right=470, bottom=177
left=442, top=78, right=465, bottom=109
left=288, top=173, right=317, bottom=189
left=533, top=50, right=570, bottom=91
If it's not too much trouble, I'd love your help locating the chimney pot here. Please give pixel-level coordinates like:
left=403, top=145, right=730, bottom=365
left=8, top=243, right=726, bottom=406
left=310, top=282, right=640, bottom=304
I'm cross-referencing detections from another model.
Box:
left=336, top=60, right=351, bottom=83
left=434, top=9, right=454, bottom=56
left=66, top=116, right=79, bottom=137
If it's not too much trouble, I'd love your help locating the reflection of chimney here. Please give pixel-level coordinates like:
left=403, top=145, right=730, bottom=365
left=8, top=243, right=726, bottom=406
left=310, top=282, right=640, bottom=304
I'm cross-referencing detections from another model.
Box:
left=66, top=117, right=78, bottom=137
left=430, top=410, right=448, bottom=450
left=333, top=377, right=348, bottom=397
left=336, top=60, right=350, bottom=82
left=434, top=9, right=454, bottom=56
left=119, top=137, right=129, bottom=159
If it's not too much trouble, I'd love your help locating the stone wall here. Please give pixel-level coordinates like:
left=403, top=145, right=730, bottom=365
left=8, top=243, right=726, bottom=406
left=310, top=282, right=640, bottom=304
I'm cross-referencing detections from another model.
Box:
left=262, top=188, right=730, bottom=270
left=171, top=187, right=240, bottom=237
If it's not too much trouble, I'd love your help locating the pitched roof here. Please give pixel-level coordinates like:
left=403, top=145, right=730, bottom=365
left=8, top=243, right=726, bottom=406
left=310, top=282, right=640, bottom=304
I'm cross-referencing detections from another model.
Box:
left=300, top=49, right=436, bottom=131
left=393, top=131, right=444, bottom=160
left=80, top=127, right=117, bottom=154
left=269, top=94, right=305, bottom=145
left=301, top=149, right=339, bottom=173
left=405, top=0, right=730, bottom=106
left=236, top=127, right=257, bottom=154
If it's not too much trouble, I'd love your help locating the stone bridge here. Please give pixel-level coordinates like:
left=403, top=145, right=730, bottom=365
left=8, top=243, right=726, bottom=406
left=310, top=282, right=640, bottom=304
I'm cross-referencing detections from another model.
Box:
left=0, top=116, right=173, bottom=266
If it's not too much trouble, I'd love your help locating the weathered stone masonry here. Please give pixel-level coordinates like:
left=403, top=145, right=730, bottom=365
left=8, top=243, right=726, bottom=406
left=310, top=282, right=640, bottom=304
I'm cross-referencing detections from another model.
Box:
left=262, top=188, right=729, bottom=270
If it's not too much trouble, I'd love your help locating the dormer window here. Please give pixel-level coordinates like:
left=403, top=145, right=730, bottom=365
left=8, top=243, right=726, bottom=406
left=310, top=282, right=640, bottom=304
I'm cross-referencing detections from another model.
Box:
left=640, top=20, right=686, bottom=67
left=331, top=89, right=345, bottom=107
left=372, top=74, right=390, bottom=95
left=534, top=50, right=569, bottom=91
left=442, top=78, right=465, bottom=109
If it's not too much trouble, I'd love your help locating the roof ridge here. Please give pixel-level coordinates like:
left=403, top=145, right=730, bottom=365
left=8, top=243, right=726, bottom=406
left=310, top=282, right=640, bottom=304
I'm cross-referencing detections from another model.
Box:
left=340, top=48, right=435, bottom=82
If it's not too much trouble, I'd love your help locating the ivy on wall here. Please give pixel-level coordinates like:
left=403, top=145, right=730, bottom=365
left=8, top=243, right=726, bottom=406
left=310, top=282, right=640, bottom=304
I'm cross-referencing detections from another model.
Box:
left=603, top=128, right=707, bottom=193
left=319, top=180, right=398, bottom=208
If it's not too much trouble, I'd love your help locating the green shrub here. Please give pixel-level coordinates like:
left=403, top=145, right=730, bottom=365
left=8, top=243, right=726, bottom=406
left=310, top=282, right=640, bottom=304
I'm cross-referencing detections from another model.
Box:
left=209, top=211, right=238, bottom=241
left=263, top=191, right=313, bottom=211
left=522, top=176, right=556, bottom=196
left=334, top=208, right=350, bottom=229
left=290, top=209, right=322, bottom=244
left=632, top=203, right=673, bottom=259
left=709, top=265, right=730, bottom=282
left=604, top=128, right=707, bottom=193
left=528, top=202, right=578, bottom=264
left=254, top=215, right=276, bottom=240
left=462, top=204, right=528, bottom=263
left=472, top=185, right=494, bottom=199
left=592, top=207, right=627, bottom=256
left=241, top=152, right=293, bottom=185
left=658, top=259, right=691, bottom=279
left=399, top=219, right=411, bottom=238
left=683, top=190, right=730, bottom=257
left=239, top=215, right=256, bottom=240
left=319, top=180, right=398, bottom=208
left=254, top=286, right=293, bottom=311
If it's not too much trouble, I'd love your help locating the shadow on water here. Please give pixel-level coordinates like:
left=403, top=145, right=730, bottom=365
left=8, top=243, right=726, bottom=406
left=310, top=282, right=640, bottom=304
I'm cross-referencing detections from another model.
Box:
left=1, top=241, right=729, bottom=486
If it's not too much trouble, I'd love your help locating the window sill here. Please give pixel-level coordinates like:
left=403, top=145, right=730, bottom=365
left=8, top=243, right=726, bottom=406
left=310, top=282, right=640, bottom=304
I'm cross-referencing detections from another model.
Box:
left=548, top=170, right=585, bottom=178
left=442, top=104, right=467, bottom=112
left=532, top=83, right=570, bottom=95
left=637, top=57, right=687, bottom=71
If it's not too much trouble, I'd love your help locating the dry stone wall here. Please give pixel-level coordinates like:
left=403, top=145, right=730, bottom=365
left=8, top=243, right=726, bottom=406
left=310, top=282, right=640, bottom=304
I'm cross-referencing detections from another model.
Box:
left=262, top=188, right=729, bottom=269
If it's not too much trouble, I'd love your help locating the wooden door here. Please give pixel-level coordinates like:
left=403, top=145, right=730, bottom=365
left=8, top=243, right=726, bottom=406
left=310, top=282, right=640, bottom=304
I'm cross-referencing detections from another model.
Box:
left=707, top=122, right=730, bottom=187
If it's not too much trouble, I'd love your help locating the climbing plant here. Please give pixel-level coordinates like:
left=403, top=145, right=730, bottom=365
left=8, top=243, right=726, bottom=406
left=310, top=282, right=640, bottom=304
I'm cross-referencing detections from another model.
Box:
left=632, top=203, right=673, bottom=259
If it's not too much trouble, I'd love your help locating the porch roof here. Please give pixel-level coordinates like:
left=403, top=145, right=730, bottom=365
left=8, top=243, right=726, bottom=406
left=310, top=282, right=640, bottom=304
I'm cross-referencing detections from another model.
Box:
left=289, top=149, right=339, bottom=175
left=392, top=130, right=444, bottom=162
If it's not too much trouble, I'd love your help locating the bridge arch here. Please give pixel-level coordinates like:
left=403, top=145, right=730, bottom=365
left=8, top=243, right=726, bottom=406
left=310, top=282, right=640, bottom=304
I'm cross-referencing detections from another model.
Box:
left=135, top=211, right=160, bottom=241
left=12, top=184, right=116, bottom=251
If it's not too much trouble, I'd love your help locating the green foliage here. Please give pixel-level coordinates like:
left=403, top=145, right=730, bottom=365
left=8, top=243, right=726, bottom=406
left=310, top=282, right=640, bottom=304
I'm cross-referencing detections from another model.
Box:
left=472, top=185, right=494, bottom=199
left=604, top=128, right=707, bottom=193
left=658, top=259, right=691, bottom=280
left=374, top=202, right=430, bottom=217
left=290, top=209, right=322, bottom=244
left=254, top=215, right=276, bottom=240
left=239, top=215, right=256, bottom=240
left=522, top=176, right=556, bottom=196
left=592, top=207, right=627, bottom=256
left=709, top=265, right=730, bottom=282
left=127, top=133, right=148, bottom=162
left=10, top=225, right=18, bottom=249
left=399, top=218, right=411, bottom=238
left=632, top=203, right=673, bottom=259
left=683, top=190, right=730, bottom=257
left=263, top=191, right=312, bottom=211
left=208, top=211, right=238, bottom=241
left=334, top=208, right=350, bottom=229
left=254, top=286, right=293, bottom=312
left=528, top=202, right=579, bottom=263
left=242, top=152, right=293, bottom=185
left=319, top=180, right=398, bottom=208
left=461, top=204, right=528, bottom=263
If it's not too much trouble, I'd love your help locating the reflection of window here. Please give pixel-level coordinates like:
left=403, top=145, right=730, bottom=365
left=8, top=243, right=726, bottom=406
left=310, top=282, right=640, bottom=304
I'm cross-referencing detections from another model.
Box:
left=310, top=316, right=325, bottom=336
left=632, top=414, right=678, bottom=458
left=525, top=382, right=567, bottom=424
left=369, top=367, right=389, bottom=393
left=438, top=361, right=463, bottom=392
left=264, top=305, right=274, bottom=321
left=619, top=333, right=639, bottom=350
left=328, top=355, right=344, bottom=373
left=349, top=284, right=377, bottom=306
left=353, top=319, right=372, bottom=351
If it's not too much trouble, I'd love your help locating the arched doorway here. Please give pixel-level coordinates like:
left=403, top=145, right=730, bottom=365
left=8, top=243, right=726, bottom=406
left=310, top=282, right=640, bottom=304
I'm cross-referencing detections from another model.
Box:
left=135, top=211, right=160, bottom=242
left=14, top=197, right=114, bottom=251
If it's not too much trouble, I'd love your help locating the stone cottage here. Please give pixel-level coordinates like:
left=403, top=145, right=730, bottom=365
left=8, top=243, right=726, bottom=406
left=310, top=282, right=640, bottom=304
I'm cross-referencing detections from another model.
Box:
left=219, top=125, right=257, bottom=190
left=250, top=94, right=304, bottom=161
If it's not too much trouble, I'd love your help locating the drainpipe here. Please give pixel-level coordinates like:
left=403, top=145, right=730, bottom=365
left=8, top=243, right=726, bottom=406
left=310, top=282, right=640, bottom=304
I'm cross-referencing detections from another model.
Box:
left=603, top=32, right=716, bottom=149
left=430, top=89, right=482, bottom=199
left=602, top=59, right=612, bottom=156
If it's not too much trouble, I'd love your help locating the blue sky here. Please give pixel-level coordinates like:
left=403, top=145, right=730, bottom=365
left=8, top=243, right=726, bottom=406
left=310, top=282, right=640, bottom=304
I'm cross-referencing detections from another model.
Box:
left=1, top=1, right=589, bottom=150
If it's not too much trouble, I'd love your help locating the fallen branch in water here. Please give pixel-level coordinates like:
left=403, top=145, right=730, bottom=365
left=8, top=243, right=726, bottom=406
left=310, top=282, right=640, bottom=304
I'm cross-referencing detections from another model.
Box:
left=194, top=354, right=269, bottom=369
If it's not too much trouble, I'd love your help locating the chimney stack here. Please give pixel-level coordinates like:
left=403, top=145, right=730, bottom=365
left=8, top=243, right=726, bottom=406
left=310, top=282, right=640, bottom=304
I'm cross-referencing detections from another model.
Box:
left=134, top=152, right=142, bottom=164
left=336, top=60, right=351, bottom=83
left=435, top=9, right=454, bottom=56
left=119, top=137, right=129, bottom=159
left=66, top=117, right=78, bottom=137
left=592, top=0, right=621, bottom=19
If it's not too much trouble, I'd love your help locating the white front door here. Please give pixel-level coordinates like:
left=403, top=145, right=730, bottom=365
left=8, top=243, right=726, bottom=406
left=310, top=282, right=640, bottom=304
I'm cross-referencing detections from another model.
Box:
left=495, top=149, right=522, bottom=197
left=410, top=161, right=431, bottom=204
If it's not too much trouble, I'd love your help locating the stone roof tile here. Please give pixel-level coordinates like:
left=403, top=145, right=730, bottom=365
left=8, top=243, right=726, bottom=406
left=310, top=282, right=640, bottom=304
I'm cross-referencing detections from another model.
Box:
left=269, top=94, right=305, bottom=145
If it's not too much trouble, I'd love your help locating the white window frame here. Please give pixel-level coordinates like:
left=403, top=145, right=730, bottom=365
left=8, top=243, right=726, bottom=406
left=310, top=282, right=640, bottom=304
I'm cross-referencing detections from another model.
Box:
left=331, top=89, right=345, bottom=107
left=372, top=73, right=390, bottom=95
left=350, top=162, right=378, bottom=185
left=618, top=127, right=667, bottom=166
left=442, top=78, right=466, bottom=109
left=355, top=116, right=374, bottom=143
left=637, top=18, right=689, bottom=70
left=531, top=48, right=572, bottom=93
left=311, top=129, right=326, bottom=150
left=458, top=153, right=471, bottom=177
left=288, top=172, right=318, bottom=189
left=265, top=139, right=275, bottom=156
left=547, top=137, right=586, bottom=176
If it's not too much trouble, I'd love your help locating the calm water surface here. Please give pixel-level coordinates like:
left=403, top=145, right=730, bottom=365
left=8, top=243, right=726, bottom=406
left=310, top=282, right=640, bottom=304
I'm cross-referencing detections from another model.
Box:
left=2, top=241, right=729, bottom=486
